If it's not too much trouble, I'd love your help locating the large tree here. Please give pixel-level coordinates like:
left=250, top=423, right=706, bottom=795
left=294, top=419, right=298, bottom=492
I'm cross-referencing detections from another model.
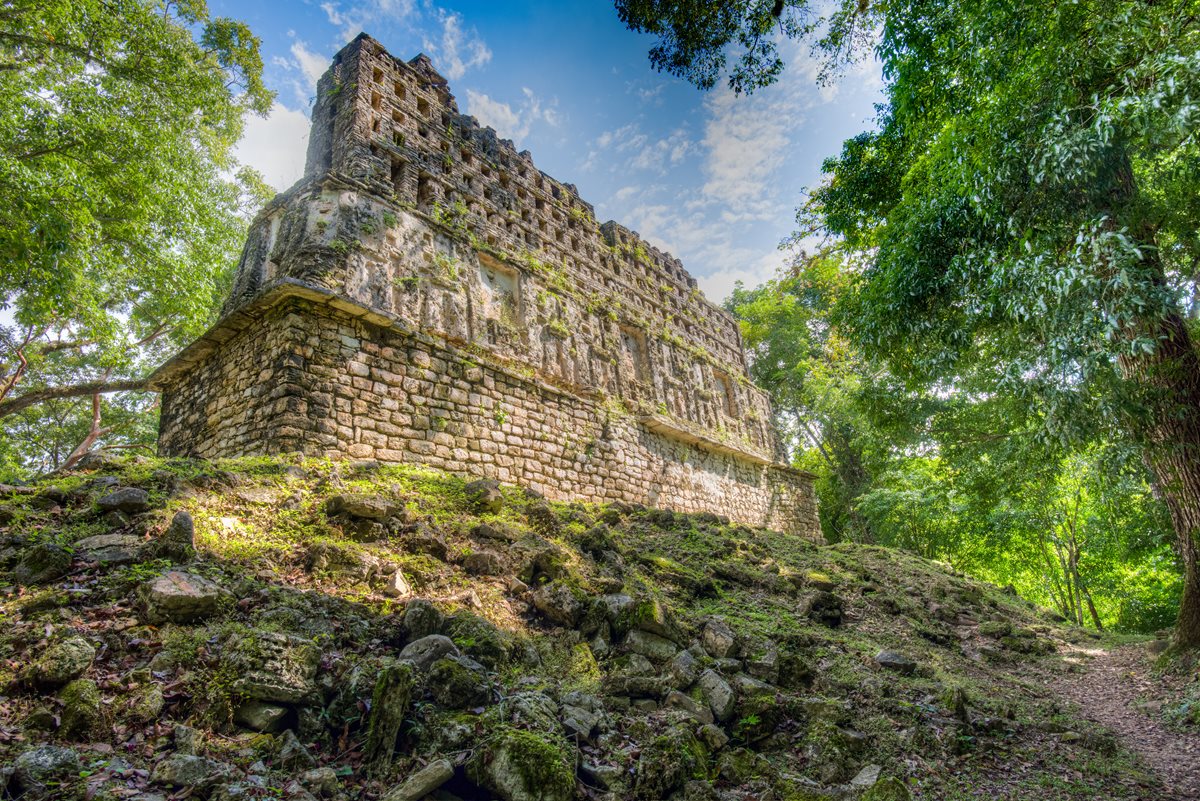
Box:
left=0, top=0, right=272, bottom=475
left=618, top=0, right=1200, bottom=644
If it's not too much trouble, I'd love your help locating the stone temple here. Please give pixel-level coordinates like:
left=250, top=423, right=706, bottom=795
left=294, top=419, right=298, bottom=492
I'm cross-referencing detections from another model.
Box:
left=149, top=34, right=819, bottom=538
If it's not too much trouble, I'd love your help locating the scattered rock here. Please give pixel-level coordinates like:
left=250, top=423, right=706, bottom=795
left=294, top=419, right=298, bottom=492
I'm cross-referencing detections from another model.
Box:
left=30, top=636, right=95, bottom=687
left=696, top=669, right=736, bottom=722
left=58, top=678, right=102, bottom=738
left=805, top=571, right=838, bottom=591
left=151, top=754, right=235, bottom=790
left=235, top=700, right=290, bottom=733
left=22, top=706, right=57, bottom=732
left=158, top=511, right=196, bottom=561
left=97, top=486, right=150, bottom=513
left=697, top=723, right=729, bottom=750
left=32, top=487, right=68, bottom=510
left=468, top=728, right=575, bottom=801
left=427, top=655, right=490, bottom=708
left=532, top=582, right=584, bottom=627
left=875, top=650, right=917, bottom=675
left=560, top=694, right=605, bottom=739
left=805, top=591, right=845, bottom=628
left=701, top=620, right=737, bottom=659
left=621, top=597, right=685, bottom=644
left=472, top=522, right=515, bottom=542
left=226, top=629, right=320, bottom=703
left=297, top=767, right=339, bottom=797
left=625, top=629, right=679, bottom=661
left=276, top=729, right=316, bottom=770
left=664, top=691, right=713, bottom=724
left=381, top=759, right=454, bottom=801
left=130, top=681, right=165, bottom=722
left=861, top=777, right=911, bottom=800
left=381, top=570, right=412, bottom=597
left=580, top=760, right=626, bottom=792
left=398, top=634, right=460, bottom=671
left=850, top=764, right=882, bottom=788
left=464, top=479, right=503, bottom=514
left=13, top=542, right=71, bottom=585
left=405, top=526, right=450, bottom=560
left=141, top=570, right=230, bottom=623
left=74, top=532, right=143, bottom=565
left=445, top=612, right=513, bottom=669
left=667, top=649, right=700, bottom=687
left=174, top=724, right=202, bottom=755
left=365, top=661, right=416, bottom=764
left=326, top=493, right=395, bottom=520
left=462, top=548, right=504, bottom=576
left=11, top=745, right=80, bottom=797
left=403, top=599, right=445, bottom=639
left=634, top=725, right=707, bottom=800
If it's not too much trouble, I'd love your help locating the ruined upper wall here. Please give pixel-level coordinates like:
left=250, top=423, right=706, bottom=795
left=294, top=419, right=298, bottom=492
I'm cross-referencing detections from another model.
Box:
left=217, top=34, right=782, bottom=462
left=297, top=34, right=748, bottom=375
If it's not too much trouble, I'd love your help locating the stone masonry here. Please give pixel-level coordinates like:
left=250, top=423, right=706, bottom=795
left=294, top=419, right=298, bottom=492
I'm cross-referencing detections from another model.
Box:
left=149, top=34, right=819, bottom=538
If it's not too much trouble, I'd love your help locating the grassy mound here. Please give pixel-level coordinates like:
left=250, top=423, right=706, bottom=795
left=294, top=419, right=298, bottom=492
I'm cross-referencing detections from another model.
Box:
left=0, top=455, right=1164, bottom=800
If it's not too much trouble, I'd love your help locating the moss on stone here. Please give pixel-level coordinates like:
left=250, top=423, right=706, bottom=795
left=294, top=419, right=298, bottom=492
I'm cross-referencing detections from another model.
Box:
left=364, top=659, right=416, bottom=766
left=468, top=727, right=575, bottom=801
left=861, top=777, right=911, bottom=801
left=59, top=678, right=102, bottom=739
left=445, top=612, right=512, bottom=669
left=633, top=726, right=708, bottom=799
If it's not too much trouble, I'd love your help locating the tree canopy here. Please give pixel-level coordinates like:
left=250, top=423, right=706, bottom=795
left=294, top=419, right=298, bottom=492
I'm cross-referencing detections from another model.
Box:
left=0, top=0, right=273, bottom=476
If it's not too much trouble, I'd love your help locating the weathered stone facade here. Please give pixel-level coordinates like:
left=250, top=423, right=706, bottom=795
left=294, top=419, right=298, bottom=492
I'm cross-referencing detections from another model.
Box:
left=150, top=34, right=819, bottom=538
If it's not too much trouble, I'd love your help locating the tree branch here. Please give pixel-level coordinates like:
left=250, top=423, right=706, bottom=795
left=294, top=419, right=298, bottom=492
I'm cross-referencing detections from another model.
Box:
left=0, top=378, right=151, bottom=418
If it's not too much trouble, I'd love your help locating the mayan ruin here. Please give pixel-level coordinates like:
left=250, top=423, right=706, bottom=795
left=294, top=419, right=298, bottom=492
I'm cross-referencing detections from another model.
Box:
left=149, top=34, right=819, bottom=538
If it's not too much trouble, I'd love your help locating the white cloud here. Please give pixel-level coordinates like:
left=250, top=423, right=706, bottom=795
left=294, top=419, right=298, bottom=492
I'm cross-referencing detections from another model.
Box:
left=610, top=185, right=642, bottom=204
left=290, top=42, right=329, bottom=91
left=697, top=251, right=787, bottom=305
left=630, top=127, right=693, bottom=173
left=321, top=0, right=416, bottom=41
left=318, top=1, right=490, bottom=82
left=234, top=103, right=311, bottom=191
left=465, top=87, right=558, bottom=147
left=586, top=123, right=692, bottom=175
left=424, top=9, right=491, bottom=80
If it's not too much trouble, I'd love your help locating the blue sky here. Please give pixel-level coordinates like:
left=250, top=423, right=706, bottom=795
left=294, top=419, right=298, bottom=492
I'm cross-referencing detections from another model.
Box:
left=221, top=0, right=885, bottom=303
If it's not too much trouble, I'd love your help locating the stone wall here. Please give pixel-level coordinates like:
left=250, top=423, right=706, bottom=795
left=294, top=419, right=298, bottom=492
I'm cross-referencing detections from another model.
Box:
left=158, top=288, right=819, bottom=538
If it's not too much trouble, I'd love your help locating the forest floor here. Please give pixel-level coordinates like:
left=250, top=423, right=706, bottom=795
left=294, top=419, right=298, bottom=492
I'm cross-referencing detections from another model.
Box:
left=1047, top=643, right=1200, bottom=801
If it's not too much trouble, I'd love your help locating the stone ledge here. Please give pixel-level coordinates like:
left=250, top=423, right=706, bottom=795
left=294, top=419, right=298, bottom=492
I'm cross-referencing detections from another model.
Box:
left=637, top=414, right=814, bottom=477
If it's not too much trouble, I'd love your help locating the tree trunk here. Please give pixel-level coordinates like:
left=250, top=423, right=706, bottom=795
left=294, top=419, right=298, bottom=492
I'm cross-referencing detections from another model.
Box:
left=1120, top=306, right=1200, bottom=647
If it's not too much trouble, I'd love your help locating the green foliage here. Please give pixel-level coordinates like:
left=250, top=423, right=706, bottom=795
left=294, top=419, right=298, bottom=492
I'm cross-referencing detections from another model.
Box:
left=614, top=0, right=851, bottom=93
left=632, top=0, right=1197, bottom=636
left=0, top=0, right=273, bottom=477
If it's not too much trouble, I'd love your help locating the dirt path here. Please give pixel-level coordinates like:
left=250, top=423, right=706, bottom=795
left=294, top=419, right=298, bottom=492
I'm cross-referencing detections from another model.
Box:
left=1048, top=644, right=1200, bottom=800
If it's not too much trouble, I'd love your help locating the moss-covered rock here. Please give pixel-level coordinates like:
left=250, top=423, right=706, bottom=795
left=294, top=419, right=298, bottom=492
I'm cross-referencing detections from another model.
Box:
left=618, top=596, right=684, bottom=643
left=861, top=777, right=912, bottom=800
left=428, top=655, right=491, bottom=709
left=30, top=636, right=95, bottom=687
left=364, top=660, right=416, bottom=765
left=633, top=725, right=709, bottom=799
left=716, top=746, right=771, bottom=783
left=13, top=542, right=72, bottom=586
left=468, top=727, right=575, bottom=801
left=445, top=612, right=512, bottom=669
left=58, top=679, right=102, bottom=739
